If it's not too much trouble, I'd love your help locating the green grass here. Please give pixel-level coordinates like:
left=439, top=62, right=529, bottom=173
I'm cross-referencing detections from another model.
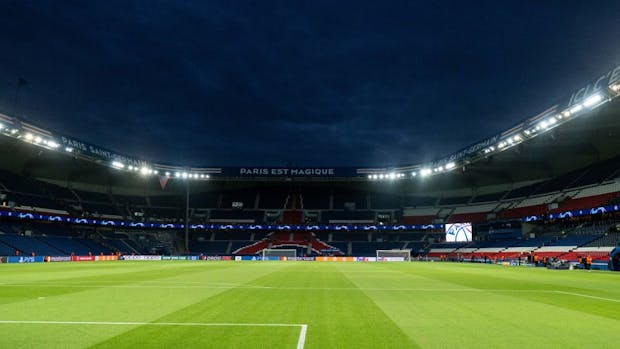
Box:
left=0, top=261, right=618, bottom=348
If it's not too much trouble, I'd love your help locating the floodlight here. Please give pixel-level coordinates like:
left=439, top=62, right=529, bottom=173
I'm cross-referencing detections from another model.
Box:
left=175, top=172, right=181, bottom=177
left=181, top=172, right=188, bottom=178
left=0, top=123, right=4, bottom=130
left=25, top=133, right=34, bottom=141
left=389, top=173, right=396, bottom=179
left=10, top=129, right=18, bottom=134
left=513, top=135, right=521, bottom=142
left=65, top=147, right=73, bottom=152
left=411, top=172, right=417, bottom=177
left=165, top=172, right=170, bottom=176
left=111, top=161, right=124, bottom=169
left=582, top=94, right=602, bottom=107
left=140, top=167, right=149, bottom=175
left=47, top=141, right=59, bottom=148
left=34, top=136, right=42, bottom=143
left=445, top=162, right=456, bottom=170
left=569, top=104, right=582, bottom=114
left=420, top=168, right=431, bottom=177
left=612, top=84, right=620, bottom=91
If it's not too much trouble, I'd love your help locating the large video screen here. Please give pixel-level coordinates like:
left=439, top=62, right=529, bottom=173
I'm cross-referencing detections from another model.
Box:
left=445, top=223, right=472, bottom=242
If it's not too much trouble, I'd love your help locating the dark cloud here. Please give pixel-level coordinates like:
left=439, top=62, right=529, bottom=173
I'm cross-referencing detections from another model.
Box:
left=0, top=1, right=619, bottom=167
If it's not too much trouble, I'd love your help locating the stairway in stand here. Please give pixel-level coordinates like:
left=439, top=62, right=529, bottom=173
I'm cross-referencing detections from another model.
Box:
left=282, top=192, right=303, bottom=224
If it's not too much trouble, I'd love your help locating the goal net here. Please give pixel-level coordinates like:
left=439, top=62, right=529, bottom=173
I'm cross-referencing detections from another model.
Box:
left=261, top=248, right=297, bottom=260
left=376, top=249, right=411, bottom=262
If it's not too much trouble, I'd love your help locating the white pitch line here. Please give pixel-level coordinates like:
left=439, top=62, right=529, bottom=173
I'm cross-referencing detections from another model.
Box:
left=0, top=320, right=308, bottom=349
left=554, top=291, right=620, bottom=303
left=297, top=324, right=308, bottom=349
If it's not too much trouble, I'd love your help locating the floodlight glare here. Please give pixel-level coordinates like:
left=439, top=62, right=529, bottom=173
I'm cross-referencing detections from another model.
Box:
left=165, top=172, right=170, bottom=176
left=111, top=161, right=124, bottom=169
left=181, top=172, right=188, bottom=178
left=411, top=172, right=417, bottom=177
left=582, top=94, right=602, bottom=107
left=445, top=162, right=456, bottom=170
left=140, top=167, right=149, bottom=175
left=65, top=147, right=73, bottom=152
left=389, top=173, right=396, bottom=179
left=34, top=136, right=42, bottom=143
left=10, top=129, right=18, bottom=134
left=0, top=123, right=4, bottom=130
left=47, top=141, right=59, bottom=148
left=612, top=84, right=620, bottom=91
left=420, top=168, right=431, bottom=177
left=25, top=133, right=34, bottom=141
left=569, top=104, right=583, bottom=114
left=175, top=172, right=181, bottom=177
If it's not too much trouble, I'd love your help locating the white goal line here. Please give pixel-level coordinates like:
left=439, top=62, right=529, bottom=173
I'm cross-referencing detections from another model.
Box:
left=0, top=320, right=308, bottom=349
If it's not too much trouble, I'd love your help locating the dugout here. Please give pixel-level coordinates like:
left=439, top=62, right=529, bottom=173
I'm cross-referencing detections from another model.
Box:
left=609, top=247, right=620, bottom=272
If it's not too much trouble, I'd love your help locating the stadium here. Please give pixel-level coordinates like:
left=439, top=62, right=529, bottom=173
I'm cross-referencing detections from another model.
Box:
left=0, top=61, right=619, bottom=347
left=2, top=2, right=620, bottom=347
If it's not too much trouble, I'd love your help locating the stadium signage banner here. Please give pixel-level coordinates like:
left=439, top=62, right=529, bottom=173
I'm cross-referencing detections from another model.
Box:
left=223, top=167, right=358, bottom=178
left=95, top=255, right=119, bottom=261
left=567, top=63, right=620, bottom=107
left=7, top=256, right=45, bottom=263
left=120, top=255, right=162, bottom=261
left=447, top=135, right=499, bottom=162
left=161, top=256, right=200, bottom=260
left=522, top=204, right=620, bottom=222
left=59, top=136, right=144, bottom=167
left=0, top=209, right=442, bottom=232
left=72, top=256, right=96, bottom=261
left=48, top=256, right=72, bottom=262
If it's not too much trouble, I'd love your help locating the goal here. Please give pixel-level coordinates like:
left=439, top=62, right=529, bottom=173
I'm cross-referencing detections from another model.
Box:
left=261, top=248, right=297, bottom=260
left=376, top=249, right=411, bottom=262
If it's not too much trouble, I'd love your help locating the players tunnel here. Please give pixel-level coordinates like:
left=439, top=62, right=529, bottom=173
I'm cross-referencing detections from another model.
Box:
left=609, top=247, right=620, bottom=271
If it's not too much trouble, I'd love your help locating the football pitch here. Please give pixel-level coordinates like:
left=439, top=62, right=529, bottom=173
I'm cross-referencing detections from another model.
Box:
left=0, top=261, right=618, bottom=348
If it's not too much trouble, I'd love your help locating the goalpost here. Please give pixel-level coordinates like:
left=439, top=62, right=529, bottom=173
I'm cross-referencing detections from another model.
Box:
left=261, top=248, right=297, bottom=260
left=376, top=249, right=411, bottom=262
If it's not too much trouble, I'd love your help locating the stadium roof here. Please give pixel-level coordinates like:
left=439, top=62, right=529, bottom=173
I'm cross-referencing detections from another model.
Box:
left=0, top=64, right=619, bottom=192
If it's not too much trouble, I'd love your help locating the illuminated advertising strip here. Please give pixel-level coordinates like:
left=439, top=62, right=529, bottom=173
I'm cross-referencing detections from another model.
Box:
left=95, top=255, right=119, bottom=261
left=71, top=256, right=95, bottom=261
left=0, top=209, right=442, bottom=232
left=119, top=255, right=162, bottom=261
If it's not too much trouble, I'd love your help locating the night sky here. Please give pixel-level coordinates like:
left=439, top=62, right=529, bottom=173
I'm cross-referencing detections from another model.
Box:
left=0, top=1, right=618, bottom=168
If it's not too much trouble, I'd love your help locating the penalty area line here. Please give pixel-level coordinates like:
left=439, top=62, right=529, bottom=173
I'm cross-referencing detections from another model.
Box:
left=0, top=320, right=308, bottom=349
left=554, top=291, right=620, bottom=303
